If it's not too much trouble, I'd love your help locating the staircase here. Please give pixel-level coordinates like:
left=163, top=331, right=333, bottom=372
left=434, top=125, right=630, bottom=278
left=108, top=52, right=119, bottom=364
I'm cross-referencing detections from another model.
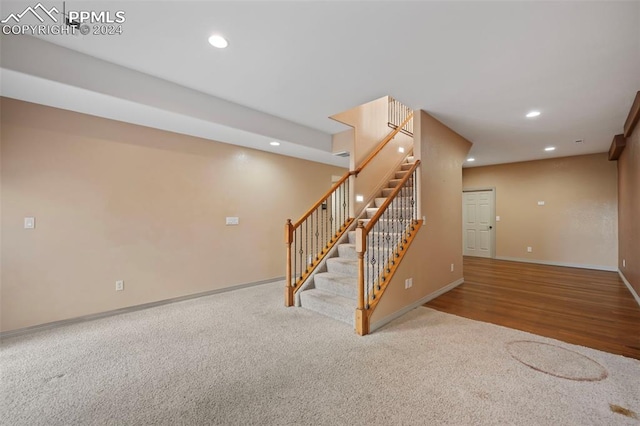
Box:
left=298, top=157, right=416, bottom=325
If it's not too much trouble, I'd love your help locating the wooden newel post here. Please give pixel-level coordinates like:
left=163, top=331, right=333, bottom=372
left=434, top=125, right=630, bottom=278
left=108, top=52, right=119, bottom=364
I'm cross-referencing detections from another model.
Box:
left=284, top=219, right=294, bottom=307
left=355, top=220, right=369, bottom=335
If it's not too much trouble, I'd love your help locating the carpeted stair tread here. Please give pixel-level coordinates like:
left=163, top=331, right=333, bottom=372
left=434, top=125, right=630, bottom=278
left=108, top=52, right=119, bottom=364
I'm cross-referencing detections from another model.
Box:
left=299, top=289, right=354, bottom=325
left=313, top=272, right=358, bottom=299
left=359, top=219, right=413, bottom=233
left=374, top=197, right=388, bottom=207
left=382, top=187, right=414, bottom=197
left=366, top=207, right=380, bottom=218
left=400, top=163, right=414, bottom=171
left=337, top=243, right=358, bottom=259
left=326, top=257, right=358, bottom=276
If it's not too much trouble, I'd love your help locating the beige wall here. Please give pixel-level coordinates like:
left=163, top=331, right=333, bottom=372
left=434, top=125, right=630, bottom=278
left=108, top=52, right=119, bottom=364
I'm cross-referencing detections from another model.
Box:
left=618, top=121, right=640, bottom=295
left=371, top=111, right=471, bottom=325
left=463, top=154, right=618, bottom=270
left=0, top=98, right=346, bottom=332
left=330, top=96, right=413, bottom=211
left=331, top=129, right=354, bottom=158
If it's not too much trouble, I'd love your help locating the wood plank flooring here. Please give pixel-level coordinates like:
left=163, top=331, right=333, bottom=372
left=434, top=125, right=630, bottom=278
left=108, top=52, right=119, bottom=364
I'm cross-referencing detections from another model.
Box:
left=425, top=257, right=640, bottom=359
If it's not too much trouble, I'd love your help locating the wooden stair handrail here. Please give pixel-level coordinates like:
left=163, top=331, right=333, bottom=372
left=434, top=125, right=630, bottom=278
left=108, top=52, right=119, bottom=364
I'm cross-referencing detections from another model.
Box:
left=363, top=160, right=420, bottom=234
left=291, top=171, right=350, bottom=230
left=351, top=112, right=414, bottom=177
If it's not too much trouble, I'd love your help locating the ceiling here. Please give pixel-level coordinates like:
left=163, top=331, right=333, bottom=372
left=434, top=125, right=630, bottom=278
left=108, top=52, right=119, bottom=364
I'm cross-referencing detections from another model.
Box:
left=1, top=1, right=639, bottom=168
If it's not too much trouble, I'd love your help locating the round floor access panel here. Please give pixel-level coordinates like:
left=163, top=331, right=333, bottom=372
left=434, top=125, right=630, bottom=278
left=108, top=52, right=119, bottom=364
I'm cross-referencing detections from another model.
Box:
left=506, top=340, right=608, bottom=382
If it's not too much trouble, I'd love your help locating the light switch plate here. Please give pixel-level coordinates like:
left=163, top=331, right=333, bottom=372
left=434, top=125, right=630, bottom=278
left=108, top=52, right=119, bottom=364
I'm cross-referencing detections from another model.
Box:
left=537, top=201, right=545, bottom=206
left=225, top=217, right=239, bottom=226
left=24, top=217, right=35, bottom=229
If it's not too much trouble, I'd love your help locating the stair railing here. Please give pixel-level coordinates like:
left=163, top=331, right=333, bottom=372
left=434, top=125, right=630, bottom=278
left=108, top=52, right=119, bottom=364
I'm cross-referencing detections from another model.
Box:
left=388, top=96, right=414, bottom=137
left=284, top=174, right=353, bottom=306
left=284, top=99, right=414, bottom=308
left=355, top=160, right=422, bottom=335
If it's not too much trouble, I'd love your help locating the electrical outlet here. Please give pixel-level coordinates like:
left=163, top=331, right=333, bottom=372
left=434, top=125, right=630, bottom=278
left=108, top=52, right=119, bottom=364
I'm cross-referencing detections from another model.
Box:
left=450, top=263, right=454, bottom=272
left=405, top=278, right=413, bottom=289
left=527, top=247, right=532, bottom=253
left=24, top=217, right=35, bottom=229
left=623, top=259, right=626, bottom=268
left=115, top=280, right=124, bottom=291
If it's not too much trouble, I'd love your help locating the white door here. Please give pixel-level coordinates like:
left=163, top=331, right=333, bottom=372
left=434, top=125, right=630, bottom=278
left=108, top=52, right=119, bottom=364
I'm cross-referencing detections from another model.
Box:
left=463, top=190, right=494, bottom=258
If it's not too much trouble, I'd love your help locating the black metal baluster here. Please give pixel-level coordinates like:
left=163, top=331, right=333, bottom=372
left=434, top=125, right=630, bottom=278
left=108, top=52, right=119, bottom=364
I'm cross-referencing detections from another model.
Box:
left=392, top=194, right=398, bottom=261
left=342, top=182, right=347, bottom=228
left=377, top=215, right=381, bottom=292
left=365, top=249, right=370, bottom=309
left=412, top=168, right=418, bottom=220
left=321, top=200, right=325, bottom=254
left=310, top=211, right=314, bottom=265
left=403, top=180, right=407, bottom=242
left=346, top=178, right=350, bottom=220
left=397, top=191, right=401, bottom=252
left=330, top=193, right=335, bottom=240
left=298, top=228, right=303, bottom=281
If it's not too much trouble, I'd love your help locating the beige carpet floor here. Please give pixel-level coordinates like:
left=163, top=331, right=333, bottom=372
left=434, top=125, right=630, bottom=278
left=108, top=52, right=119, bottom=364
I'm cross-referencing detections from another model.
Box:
left=1, top=281, right=639, bottom=425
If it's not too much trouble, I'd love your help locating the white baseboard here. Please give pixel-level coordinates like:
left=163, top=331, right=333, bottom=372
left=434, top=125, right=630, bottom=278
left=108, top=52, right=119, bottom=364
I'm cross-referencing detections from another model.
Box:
left=370, top=277, right=464, bottom=333
left=495, top=256, right=617, bottom=272
left=0, top=276, right=284, bottom=339
left=618, top=270, right=640, bottom=308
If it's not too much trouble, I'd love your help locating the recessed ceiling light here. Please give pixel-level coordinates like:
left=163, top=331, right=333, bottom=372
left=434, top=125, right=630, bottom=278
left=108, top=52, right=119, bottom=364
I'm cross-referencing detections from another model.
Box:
left=544, top=146, right=556, bottom=152
left=526, top=111, right=541, bottom=118
left=466, top=158, right=475, bottom=162
left=398, top=147, right=405, bottom=153
left=208, top=35, right=228, bottom=49
left=269, top=141, right=280, bottom=146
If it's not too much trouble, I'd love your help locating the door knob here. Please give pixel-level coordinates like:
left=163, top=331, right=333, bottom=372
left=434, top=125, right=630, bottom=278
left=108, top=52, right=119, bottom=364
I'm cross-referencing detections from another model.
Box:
left=489, top=226, right=493, bottom=230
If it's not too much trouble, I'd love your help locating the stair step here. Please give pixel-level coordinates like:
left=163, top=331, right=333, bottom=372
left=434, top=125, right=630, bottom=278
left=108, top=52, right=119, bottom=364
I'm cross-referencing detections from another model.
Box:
left=400, top=163, right=414, bottom=171
left=366, top=207, right=380, bottom=218
left=348, top=231, right=356, bottom=244
left=326, top=257, right=358, bottom=276
left=395, top=170, right=408, bottom=179
left=374, top=197, right=387, bottom=208
left=314, top=272, right=358, bottom=299
left=337, top=243, right=358, bottom=259
left=299, top=289, right=354, bottom=325
left=360, top=219, right=415, bottom=234
left=375, top=197, right=415, bottom=208
left=406, top=156, right=415, bottom=163
left=388, top=178, right=414, bottom=188
left=382, top=187, right=414, bottom=197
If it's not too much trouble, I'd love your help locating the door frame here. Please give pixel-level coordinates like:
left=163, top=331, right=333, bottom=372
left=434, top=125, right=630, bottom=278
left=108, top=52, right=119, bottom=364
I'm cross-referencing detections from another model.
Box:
left=462, top=187, right=496, bottom=259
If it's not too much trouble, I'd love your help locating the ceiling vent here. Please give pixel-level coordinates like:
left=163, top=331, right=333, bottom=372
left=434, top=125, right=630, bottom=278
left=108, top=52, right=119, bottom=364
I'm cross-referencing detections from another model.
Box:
left=333, top=151, right=350, bottom=157
left=574, top=139, right=584, bottom=144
